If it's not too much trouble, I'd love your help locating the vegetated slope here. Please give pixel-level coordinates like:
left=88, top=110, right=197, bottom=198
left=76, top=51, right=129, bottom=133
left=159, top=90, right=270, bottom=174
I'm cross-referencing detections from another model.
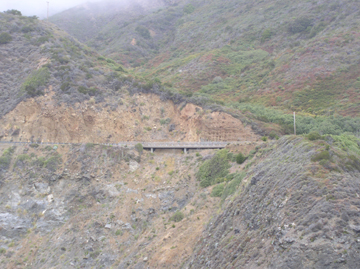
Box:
left=0, top=10, right=130, bottom=119
left=184, top=135, right=360, bottom=268
left=49, top=0, right=179, bottom=43
left=0, top=11, right=263, bottom=144
left=52, top=0, right=360, bottom=118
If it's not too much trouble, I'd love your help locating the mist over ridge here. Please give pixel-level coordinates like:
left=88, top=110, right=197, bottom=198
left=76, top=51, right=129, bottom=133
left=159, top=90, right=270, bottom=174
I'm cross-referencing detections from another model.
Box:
left=0, top=0, right=174, bottom=19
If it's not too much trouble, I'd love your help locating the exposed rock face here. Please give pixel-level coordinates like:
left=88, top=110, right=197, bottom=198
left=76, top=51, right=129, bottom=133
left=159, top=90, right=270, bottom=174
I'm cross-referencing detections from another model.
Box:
left=184, top=137, right=360, bottom=268
left=0, top=93, right=257, bottom=143
left=0, top=143, right=226, bottom=268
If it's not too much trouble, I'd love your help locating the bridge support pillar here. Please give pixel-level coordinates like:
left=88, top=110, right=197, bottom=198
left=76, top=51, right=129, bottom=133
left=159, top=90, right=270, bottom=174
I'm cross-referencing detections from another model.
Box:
left=184, top=148, right=187, bottom=154
left=151, top=148, right=154, bottom=153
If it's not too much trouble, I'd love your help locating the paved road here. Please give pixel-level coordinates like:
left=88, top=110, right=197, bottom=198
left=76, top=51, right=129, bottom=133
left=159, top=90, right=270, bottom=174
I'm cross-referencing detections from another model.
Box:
left=0, top=140, right=234, bottom=149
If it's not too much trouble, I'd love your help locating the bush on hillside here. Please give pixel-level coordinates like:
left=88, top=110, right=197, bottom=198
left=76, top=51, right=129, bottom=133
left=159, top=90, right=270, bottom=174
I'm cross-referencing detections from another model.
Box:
left=0, top=147, right=15, bottom=170
left=170, top=211, right=184, bottom=222
left=184, top=4, right=195, bottom=14
left=261, top=29, right=272, bottom=43
left=22, top=67, right=50, bottom=96
left=21, top=26, right=34, bottom=33
left=236, top=152, right=246, bottom=164
left=135, top=143, right=143, bottom=154
left=78, top=86, right=98, bottom=96
left=288, top=17, right=313, bottom=34
left=307, top=131, right=322, bottom=141
left=135, top=26, right=151, bottom=39
left=211, top=183, right=225, bottom=197
left=0, top=32, right=12, bottom=44
left=196, top=149, right=231, bottom=188
left=311, top=151, right=330, bottom=162
left=221, top=172, right=245, bottom=200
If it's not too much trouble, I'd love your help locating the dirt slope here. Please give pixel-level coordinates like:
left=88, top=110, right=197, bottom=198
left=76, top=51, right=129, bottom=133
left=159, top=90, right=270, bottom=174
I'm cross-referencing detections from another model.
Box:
left=0, top=90, right=257, bottom=144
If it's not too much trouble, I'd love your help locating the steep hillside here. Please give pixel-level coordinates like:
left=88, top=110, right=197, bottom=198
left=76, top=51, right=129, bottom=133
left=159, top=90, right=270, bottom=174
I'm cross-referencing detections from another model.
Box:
left=185, top=135, right=360, bottom=268
left=1, top=132, right=359, bottom=268
left=0, top=139, right=259, bottom=268
left=1, top=7, right=360, bottom=269
left=51, top=0, right=360, bottom=118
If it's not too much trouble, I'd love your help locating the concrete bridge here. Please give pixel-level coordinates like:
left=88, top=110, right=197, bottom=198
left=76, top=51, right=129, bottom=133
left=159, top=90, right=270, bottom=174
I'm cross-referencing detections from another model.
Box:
left=141, top=142, right=228, bottom=153
left=0, top=141, right=229, bottom=153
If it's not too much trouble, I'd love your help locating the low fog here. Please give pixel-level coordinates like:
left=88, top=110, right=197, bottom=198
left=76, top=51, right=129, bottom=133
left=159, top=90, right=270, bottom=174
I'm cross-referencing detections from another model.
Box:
left=0, top=0, right=136, bottom=18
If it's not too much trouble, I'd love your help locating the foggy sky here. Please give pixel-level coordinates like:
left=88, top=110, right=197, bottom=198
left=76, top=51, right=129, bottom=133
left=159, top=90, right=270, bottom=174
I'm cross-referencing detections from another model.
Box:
left=0, top=0, right=120, bottom=18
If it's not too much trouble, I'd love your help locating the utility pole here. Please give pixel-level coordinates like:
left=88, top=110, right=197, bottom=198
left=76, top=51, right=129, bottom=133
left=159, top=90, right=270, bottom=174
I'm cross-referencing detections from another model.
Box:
left=294, top=112, right=296, bottom=135
left=47, top=2, right=49, bottom=21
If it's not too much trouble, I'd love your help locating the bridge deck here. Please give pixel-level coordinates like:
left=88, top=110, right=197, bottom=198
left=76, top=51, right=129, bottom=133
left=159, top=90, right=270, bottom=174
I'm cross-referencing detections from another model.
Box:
left=141, top=142, right=227, bottom=149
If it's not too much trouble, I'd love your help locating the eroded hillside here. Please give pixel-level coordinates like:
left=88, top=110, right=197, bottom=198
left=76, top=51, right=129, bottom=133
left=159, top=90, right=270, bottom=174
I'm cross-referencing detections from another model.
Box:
left=0, top=139, right=258, bottom=268
left=0, top=91, right=257, bottom=144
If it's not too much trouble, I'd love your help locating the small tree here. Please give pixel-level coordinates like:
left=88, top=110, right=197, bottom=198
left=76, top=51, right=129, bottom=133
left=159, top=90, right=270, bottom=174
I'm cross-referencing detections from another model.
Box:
left=236, top=152, right=246, bottom=164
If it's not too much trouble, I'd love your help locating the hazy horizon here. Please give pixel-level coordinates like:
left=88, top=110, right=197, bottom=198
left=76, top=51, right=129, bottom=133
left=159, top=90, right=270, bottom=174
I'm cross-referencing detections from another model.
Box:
left=0, top=0, right=126, bottom=18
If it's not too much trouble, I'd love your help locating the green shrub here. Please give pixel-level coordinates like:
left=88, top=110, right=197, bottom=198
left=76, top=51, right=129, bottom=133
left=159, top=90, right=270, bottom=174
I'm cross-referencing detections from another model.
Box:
left=152, top=78, right=161, bottom=85
left=78, top=86, right=98, bottom=96
left=196, top=149, right=230, bottom=188
left=143, top=81, right=154, bottom=90
left=307, top=132, right=322, bottom=141
left=170, top=211, right=184, bottom=222
left=261, top=136, right=268, bottom=142
left=85, top=143, right=95, bottom=150
left=16, top=154, right=30, bottom=162
left=211, top=183, right=225, bottom=197
left=288, top=17, right=313, bottom=34
left=115, top=65, right=125, bottom=72
left=0, top=32, right=12, bottom=44
left=236, top=152, right=246, bottom=164
left=135, top=143, right=143, bottom=154
left=269, top=131, right=279, bottom=140
left=184, top=4, right=195, bottom=14
left=22, top=67, right=50, bottom=96
left=311, top=151, right=330, bottom=162
left=135, top=26, right=151, bottom=39
left=60, top=82, right=71, bottom=92
left=33, top=36, right=49, bottom=45
left=0, top=147, right=15, bottom=170
left=160, top=118, right=171, bottom=125
left=261, top=29, right=272, bottom=43
left=221, top=172, right=245, bottom=200
left=21, top=26, right=34, bottom=33
left=44, top=154, right=62, bottom=171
